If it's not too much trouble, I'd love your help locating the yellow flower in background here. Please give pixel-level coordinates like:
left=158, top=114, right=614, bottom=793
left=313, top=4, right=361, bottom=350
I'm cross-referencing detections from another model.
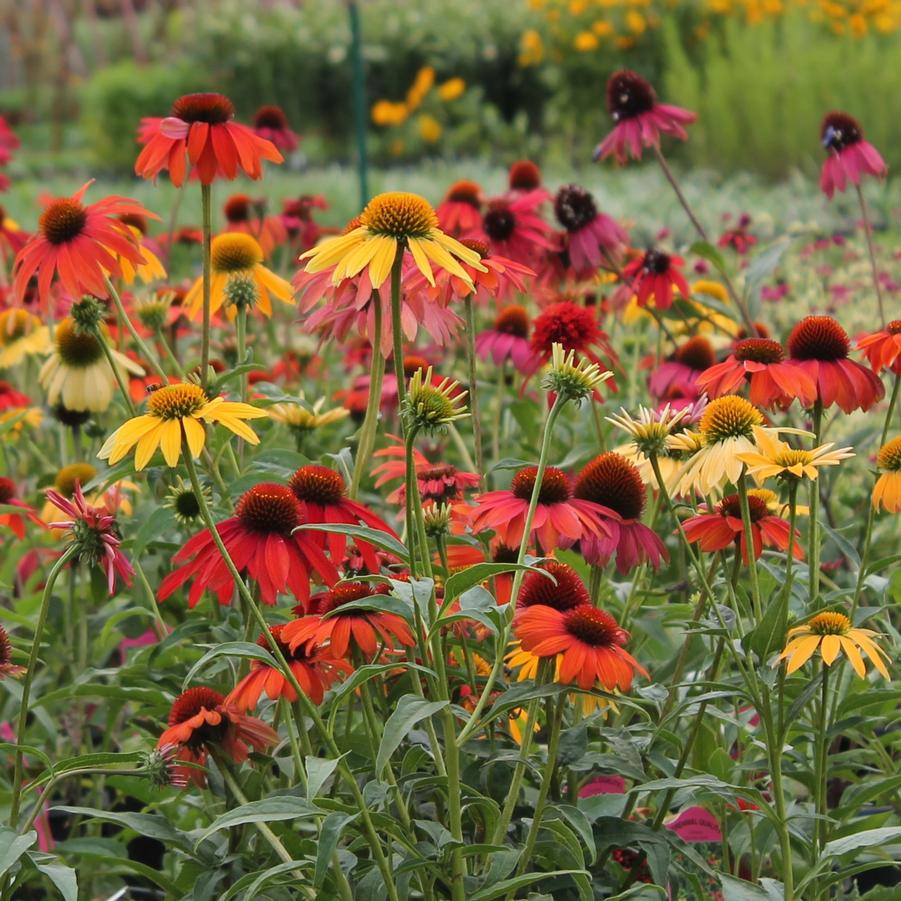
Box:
left=371, top=100, right=409, bottom=127
left=114, top=225, right=167, bottom=285
left=518, top=29, right=544, bottom=65
left=269, top=396, right=350, bottom=433
left=0, top=309, right=50, bottom=368
left=418, top=114, right=443, bottom=144
left=778, top=611, right=889, bottom=678
left=406, top=66, right=435, bottom=111
left=574, top=31, right=600, bottom=50
left=626, top=10, right=648, bottom=32
left=437, top=77, right=466, bottom=102
left=592, top=19, right=615, bottom=35
left=737, top=426, right=854, bottom=482
left=873, top=436, right=901, bottom=512
left=98, top=382, right=266, bottom=470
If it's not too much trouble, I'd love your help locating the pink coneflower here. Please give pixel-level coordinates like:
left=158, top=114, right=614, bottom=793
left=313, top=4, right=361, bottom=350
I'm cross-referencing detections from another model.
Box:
left=135, top=93, right=283, bottom=186
left=477, top=191, right=556, bottom=265
left=252, top=105, right=300, bottom=152
left=45, top=481, right=134, bottom=594
left=718, top=214, right=757, bottom=255
left=593, top=70, right=696, bottom=164
left=819, top=112, right=887, bottom=199
left=437, top=180, right=483, bottom=235
left=623, top=249, right=691, bottom=311
left=507, top=160, right=551, bottom=202
left=553, top=184, right=627, bottom=275
left=649, top=336, right=716, bottom=401
left=696, top=337, right=817, bottom=409
left=573, top=453, right=667, bottom=575
left=475, top=304, right=533, bottom=371
left=787, top=316, right=884, bottom=413
left=469, top=465, right=613, bottom=552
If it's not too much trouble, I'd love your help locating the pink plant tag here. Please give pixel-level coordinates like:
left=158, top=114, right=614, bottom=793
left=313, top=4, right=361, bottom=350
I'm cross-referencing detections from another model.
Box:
left=665, top=806, right=722, bottom=843
left=579, top=775, right=626, bottom=798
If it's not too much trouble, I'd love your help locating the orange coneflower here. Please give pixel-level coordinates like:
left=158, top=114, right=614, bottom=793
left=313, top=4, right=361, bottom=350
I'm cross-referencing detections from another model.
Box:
left=136, top=93, right=283, bottom=186
left=857, top=321, right=901, bottom=376
left=12, top=182, right=157, bottom=305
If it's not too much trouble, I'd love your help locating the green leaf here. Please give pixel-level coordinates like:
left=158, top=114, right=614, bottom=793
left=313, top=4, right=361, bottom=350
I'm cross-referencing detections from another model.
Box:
left=444, top=561, right=551, bottom=602
left=196, top=795, right=320, bottom=843
left=607, top=887, right=667, bottom=900
left=221, top=861, right=309, bottom=901
left=0, top=828, right=36, bottom=876
left=306, top=755, right=343, bottom=800
left=744, top=588, right=787, bottom=660
left=721, top=874, right=770, bottom=900
left=182, top=640, right=274, bottom=687
left=51, top=806, right=187, bottom=847
left=293, top=522, right=409, bottom=561
left=471, top=869, right=589, bottom=900
left=128, top=506, right=176, bottom=556
left=326, top=662, right=436, bottom=728
left=689, top=240, right=728, bottom=275
left=314, top=812, right=356, bottom=888
left=547, top=803, right=597, bottom=864
left=376, top=694, right=449, bottom=775
left=27, top=851, right=78, bottom=901
left=823, top=827, right=901, bottom=858
left=320, top=592, right=413, bottom=623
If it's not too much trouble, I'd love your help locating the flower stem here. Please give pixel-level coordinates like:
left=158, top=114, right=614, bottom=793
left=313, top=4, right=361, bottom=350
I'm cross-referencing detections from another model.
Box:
left=737, top=472, right=762, bottom=621
left=854, top=182, right=885, bottom=326
left=813, top=663, right=831, bottom=898
left=95, top=329, right=136, bottom=417
left=8, top=546, right=77, bottom=827
left=808, top=401, right=824, bottom=603
left=350, top=291, right=385, bottom=498
left=463, top=296, right=485, bottom=490
left=104, top=276, right=167, bottom=381
left=389, top=251, right=406, bottom=409
left=200, top=183, right=213, bottom=388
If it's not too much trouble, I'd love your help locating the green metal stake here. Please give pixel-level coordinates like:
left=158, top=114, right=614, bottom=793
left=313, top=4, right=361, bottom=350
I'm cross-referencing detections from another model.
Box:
left=348, top=0, right=369, bottom=208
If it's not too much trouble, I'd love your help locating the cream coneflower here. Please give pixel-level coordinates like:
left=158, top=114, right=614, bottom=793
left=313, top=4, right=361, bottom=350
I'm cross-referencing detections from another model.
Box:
left=778, top=611, right=889, bottom=678
left=299, top=191, right=486, bottom=289
left=98, top=382, right=267, bottom=470
left=0, top=309, right=50, bottom=368
left=737, top=426, right=853, bottom=483
left=184, top=232, right=293, bottom=319
left=39, top=317, right=144, bottom=413
left=873, top=436, right=901, bottom=513
left=268, top=396, right=350, bottom=434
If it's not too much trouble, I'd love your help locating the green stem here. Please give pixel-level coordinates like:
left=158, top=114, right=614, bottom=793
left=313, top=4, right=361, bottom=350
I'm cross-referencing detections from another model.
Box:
left=9, top=547, right=77, bottom=826
left=463, top=296, right=485, bottom=490
left=854, top=182, right=885, bottom=326
left=200, top=183, right=213, bottom=388
left=813, top=664, right=831, bottom=888
left=95, top=330, right=136, bottom=417
left=808, top=401, right=823, bottom=604
left=737, top=473, right=762, bottom=621
left=389, top=251, right=406, bottom=409
left=350, top=291, right=385, bottom=498
left=104, top=276, right=167, bottom=381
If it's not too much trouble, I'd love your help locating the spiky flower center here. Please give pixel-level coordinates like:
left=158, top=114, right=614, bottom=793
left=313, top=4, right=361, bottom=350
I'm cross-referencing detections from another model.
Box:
left=807, top=611, right=851, bottom=635
left=147, top=383, right=208, bottom=420
left=509, top=160, right=542, bottom=190
left=821, top=112, right=862, bottom=152
left=482, top=202, right=515, bottom=242
left=517, top=561, right=590, bottom=611
left=717, top=493, right=769, bottom=522
left=236, top=483, right=300, bottom=534
left=565, top=605, right=623, bottom=646
left=642, top=249, right=671, bottom=275
left=446, top=180, right=481, bottom=206
left=735, top=338, right=785, bottom=364
left=289, top=465, right=345, bottom=505
left=606, top=70, right=656, bottom=122
left=360, top=192, right=437, bottom=239
left=511, top=466, right=571, bottom=504
left=554, top=184, right=598, bottom=232
left=54, top=463, right=97, bottom=497
left=211, top=232, right=263, bottom=273
left=877, top=436, right=901, bottom=472
left=532, top=301, right=598, bottom=354
left=574, top=452, right=646, bottom=519
left=257, top=624, right=309, bottom=662
left=168, top=685, right=225, bottom=724
left=0, top=476, right=15, bottom=503
left=172, top=488, right=202, bottom=520
left=775, top=448, right=815, bottom=469
left=787, top=316, right=850, bottom=362
left=674, top=336, right=715, bottom=371
left=700, top=395, right=764, bottom=443
left=494, top=305, right=529, bottom=338
left=171, top=93, right=235, bottom=124
left=317, top=581, right=379, bottom=615
left=40, top=199, right=87, bottom=245
left=460, top=238, right=489, bottom=258
left=253, top=104, right=289, bottom=129
left=0, top=625, right=14, bottom=667
left=886, top=320, right=901, bottom=335
left=224, top=194, right=254, bottom=222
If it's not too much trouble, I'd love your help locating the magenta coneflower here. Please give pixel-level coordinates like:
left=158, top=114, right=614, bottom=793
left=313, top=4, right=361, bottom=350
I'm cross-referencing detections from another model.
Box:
left=45, top=481, right=134, bottom=594
left=554, top=184, right=627, bottom=275
left=252, top=104, right=300, bottom=152
left=623, top=249, right=691, bottom=311
left=593, top=70, right=696, bottom=165
left=477, top=191, right=556, bottom=265
left=475, top=305, right=533, bottom=371
left=819, top=112, right=887, bottom=199
left=436, top=180, right=483, bottom=235
left=469, top=465, right=612, bottom=552
left=573, top=453, right=667, bottom=575
left=649, top=336, right=716, bottom=401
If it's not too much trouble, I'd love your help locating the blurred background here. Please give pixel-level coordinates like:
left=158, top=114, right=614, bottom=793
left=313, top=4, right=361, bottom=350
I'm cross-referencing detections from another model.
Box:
left=0, top=0, right=898, bottom=232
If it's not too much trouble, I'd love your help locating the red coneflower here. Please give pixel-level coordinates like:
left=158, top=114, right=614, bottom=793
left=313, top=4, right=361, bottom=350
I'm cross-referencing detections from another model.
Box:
left=12, top=182, right=156, bottom=305
left=517, top=560, right=591, bottom=610
left=649, top=336, right=716, bottom=401
left=507, top=159, right=550, bottom=201
left=45, top=481, right=134, bottom=594
left=593, top=70, right=696, bottom=165
left=0, top=477, right=43, bottom=539
left=0, top=625, right=25, bottom=680
left=819, top=112, right=887, bottom=199
left=857, top=321, right=901, bottom=376
left=223, top=193, right=287, bottom=257
left=477, top=191, right=556, bottom=265
left=475, top=304, right=533, bottom=371
left=469, top=465, right=613, bottom=552
left=252, top=104, right=300, bottom=153
left=225, top=625, right=351, bottom=711
left=135, top=93, right=283, bottom=186
left=696, top=338, right=818, bottom=409
left=158, top=483, right=339, bottom=608
left=288, top=465, right=399, bottom=573
left=526, top=299, right=618, bottom=380
left=573, top=453, right=667, bottom=574
left=554, top=184, right=627, bottom=275
left=682, top=493, right=802, bottom=564
left=283, top=581, right=415, bottom=661
left=622, top=249, right=691, bottom=311
left=157, top=686, right=278, bottom=787
left=514, top=603, right=648, bottom=691
left=786, top=316, right=884, bottom=413
left=437, top=180, right=483, bottom=235
left=0, top=205, right=28, bottom=260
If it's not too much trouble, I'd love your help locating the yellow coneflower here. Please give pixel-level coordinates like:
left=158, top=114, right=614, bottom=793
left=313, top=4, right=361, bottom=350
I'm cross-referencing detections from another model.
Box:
left=778, top=611, right=889, bottom=678
left=268, top=396, right=350, bottom=433
left=112, top=224, right=167, bottom=285
left=184, top=232, right=293, bottom=319
left=98, top=382, right=267, bottom=470
left=299, top=191, right=486, bottom=289
left=873, top=436, right=901, bottom=513
left=0, top=309, right=50, bottom=368
left=737, top=426, right=854, bottom=483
